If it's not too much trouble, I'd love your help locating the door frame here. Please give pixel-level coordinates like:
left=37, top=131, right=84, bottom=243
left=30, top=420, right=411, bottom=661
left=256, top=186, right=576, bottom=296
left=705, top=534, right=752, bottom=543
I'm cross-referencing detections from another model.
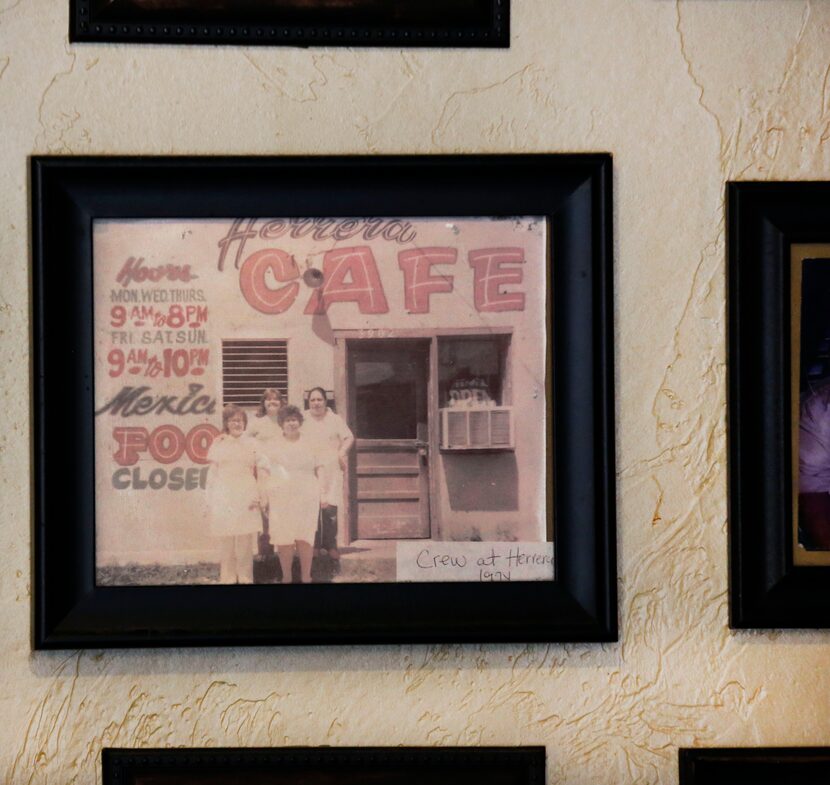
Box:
left=334, top=327, right=514, bottom=546
left=336, top=331, right=438, bottom=545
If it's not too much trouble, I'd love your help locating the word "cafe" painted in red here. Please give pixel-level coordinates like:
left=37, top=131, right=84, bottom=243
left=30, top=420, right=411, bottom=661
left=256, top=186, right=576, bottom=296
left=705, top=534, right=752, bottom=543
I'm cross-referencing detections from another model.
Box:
left=237, top=245, right=527, bottom=316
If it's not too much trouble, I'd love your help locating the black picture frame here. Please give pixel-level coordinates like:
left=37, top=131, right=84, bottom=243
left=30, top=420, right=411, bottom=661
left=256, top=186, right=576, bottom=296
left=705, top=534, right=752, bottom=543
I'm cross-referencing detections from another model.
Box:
left=728, top=181, right=830, bottom=628
left=70, top=0, right=509, bottom=48
left=102, top=747, right=546, bottom=785
left=32, top=154, right=616, bottom=648
left=680, top=748, right=830, bottom=785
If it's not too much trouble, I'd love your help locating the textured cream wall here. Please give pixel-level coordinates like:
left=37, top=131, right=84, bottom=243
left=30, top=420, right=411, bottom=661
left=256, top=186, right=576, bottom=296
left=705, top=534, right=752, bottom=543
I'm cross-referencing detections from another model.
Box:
left=2, top=1, right=830, bottom=783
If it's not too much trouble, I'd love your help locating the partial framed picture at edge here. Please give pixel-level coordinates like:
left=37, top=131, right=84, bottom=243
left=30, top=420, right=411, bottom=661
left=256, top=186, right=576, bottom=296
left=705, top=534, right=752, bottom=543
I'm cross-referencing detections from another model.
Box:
left=101, top=747, right=547, bottom=785
left=32, top=154, right=616, bottom=648
left=680, top=748, right=830, bottom=785
left=70, top=0, right=509, bottom=47
left=728, top=181, right=830, bottom=628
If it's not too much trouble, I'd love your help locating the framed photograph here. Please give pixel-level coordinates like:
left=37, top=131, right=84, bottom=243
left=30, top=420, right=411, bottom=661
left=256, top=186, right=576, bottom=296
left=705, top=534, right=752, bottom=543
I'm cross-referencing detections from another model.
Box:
left=102, top=747, right=546, bottom=785
left=728, top=181, right=830, bottom=627
left=680, top=748, right=830, bottom=785
left=70, top=0, right=508, bottom=48
left=32, top=154, right=615, bottom=647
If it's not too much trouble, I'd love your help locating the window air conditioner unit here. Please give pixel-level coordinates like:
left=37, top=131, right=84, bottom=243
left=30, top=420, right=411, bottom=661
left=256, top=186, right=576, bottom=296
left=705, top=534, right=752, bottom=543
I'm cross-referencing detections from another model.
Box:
left=440, top=407, right=515, bottom=450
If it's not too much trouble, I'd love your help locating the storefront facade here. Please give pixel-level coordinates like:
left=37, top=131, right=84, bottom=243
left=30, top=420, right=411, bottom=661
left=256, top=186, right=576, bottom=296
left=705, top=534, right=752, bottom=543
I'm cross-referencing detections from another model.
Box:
left=93, top=217, right=549, bottom=579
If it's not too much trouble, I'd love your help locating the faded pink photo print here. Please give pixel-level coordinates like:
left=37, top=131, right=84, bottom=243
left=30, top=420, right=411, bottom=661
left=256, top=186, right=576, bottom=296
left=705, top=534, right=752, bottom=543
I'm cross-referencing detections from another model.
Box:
left=93, top=217, right=551, bottom=586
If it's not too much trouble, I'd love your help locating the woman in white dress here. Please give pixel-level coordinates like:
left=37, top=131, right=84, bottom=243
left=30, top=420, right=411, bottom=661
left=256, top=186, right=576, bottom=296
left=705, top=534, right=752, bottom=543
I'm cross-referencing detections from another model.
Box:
left=302, top=387, right=354, bottom=560
left=245, top=387, right=285, bottom=554
left=258, top=404, right=327, bottom=584
left=205, top=404, right=262, bottom=584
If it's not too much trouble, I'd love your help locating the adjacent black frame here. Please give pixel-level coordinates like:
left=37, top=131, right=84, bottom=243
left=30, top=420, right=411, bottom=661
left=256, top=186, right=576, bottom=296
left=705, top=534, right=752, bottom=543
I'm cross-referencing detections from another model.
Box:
left=32, top=154, right=616, bottom=648
left=680, top=748, right=830, bottom=785
left=70, top=0, right=509, bottom=48
left=728, top=181, right=830, bottom=627
left=102, top=747, right=546, bottom=785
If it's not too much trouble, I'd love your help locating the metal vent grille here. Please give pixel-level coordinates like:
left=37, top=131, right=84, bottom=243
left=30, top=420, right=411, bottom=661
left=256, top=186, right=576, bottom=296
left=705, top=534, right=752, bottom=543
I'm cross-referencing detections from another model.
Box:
left=440, top=407, right=515, bottom=450
left=490, top=410, right=512, bottom=445
left=446, top=411, right=469, bottom=446
left=222, top=339, right=287, bottom=408
left=469, top=410, right=490, bottom=445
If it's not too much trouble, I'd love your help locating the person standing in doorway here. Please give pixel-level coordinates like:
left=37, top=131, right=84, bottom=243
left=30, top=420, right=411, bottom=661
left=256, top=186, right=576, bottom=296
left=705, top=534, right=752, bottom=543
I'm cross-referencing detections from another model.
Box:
left=302, top=386, right=355, bottom=562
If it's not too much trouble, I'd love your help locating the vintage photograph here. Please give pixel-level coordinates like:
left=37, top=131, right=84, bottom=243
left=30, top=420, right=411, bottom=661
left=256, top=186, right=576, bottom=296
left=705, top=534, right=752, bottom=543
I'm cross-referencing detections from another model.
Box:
left=792, top=244, right=830, bottom=566
left=94, top=216, right=552, bottom=586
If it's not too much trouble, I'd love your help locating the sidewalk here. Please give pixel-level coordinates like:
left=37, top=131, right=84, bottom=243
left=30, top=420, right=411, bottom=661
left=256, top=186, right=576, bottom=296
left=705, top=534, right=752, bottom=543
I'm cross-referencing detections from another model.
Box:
left=333, top=541, right=397, bottom=583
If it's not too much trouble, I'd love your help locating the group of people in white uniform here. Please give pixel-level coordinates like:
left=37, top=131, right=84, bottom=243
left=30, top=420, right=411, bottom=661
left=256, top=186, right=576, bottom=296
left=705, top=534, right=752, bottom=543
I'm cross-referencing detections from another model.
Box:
left=205, top=386, right=354, bottom=584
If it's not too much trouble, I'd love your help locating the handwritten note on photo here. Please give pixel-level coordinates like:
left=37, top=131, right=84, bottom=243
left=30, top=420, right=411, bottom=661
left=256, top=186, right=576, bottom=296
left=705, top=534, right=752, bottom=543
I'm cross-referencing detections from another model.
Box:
left=396, top=541, right=554, bottom=582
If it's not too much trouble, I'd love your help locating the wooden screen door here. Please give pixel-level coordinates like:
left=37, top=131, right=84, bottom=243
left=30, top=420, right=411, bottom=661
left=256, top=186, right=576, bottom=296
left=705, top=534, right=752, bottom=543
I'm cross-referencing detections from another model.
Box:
left=347, top=339, right=430, bottom=540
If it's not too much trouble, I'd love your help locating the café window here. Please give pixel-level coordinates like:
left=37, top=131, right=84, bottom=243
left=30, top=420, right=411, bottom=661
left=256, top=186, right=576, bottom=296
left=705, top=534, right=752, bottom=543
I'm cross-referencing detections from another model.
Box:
left=438, top=335, right=514, bottom=450
left=438, top=335, right=510, bottom=408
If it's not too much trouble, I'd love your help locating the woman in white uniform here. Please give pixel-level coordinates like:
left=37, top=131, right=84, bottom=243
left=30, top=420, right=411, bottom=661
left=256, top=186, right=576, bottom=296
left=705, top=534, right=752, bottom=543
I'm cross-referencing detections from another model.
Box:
left=258, top=404, right=327, bottom=583
left=302, top=387, right=354, bottom=559
left=246, top=387, right=285, bottom=560
left=205, top=404, right=262, bottom=584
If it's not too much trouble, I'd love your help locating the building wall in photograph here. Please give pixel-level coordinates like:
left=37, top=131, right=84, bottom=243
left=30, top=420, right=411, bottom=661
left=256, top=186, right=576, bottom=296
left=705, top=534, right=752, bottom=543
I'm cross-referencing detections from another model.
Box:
left=92, top=217, right=546, bottom=565
left=2, top=0, right=830, bottom=783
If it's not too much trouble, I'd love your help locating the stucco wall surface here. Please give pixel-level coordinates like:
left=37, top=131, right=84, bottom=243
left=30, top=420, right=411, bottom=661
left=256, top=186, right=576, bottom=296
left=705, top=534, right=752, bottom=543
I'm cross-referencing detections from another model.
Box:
left=2, top=0, right=830, bottom=783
